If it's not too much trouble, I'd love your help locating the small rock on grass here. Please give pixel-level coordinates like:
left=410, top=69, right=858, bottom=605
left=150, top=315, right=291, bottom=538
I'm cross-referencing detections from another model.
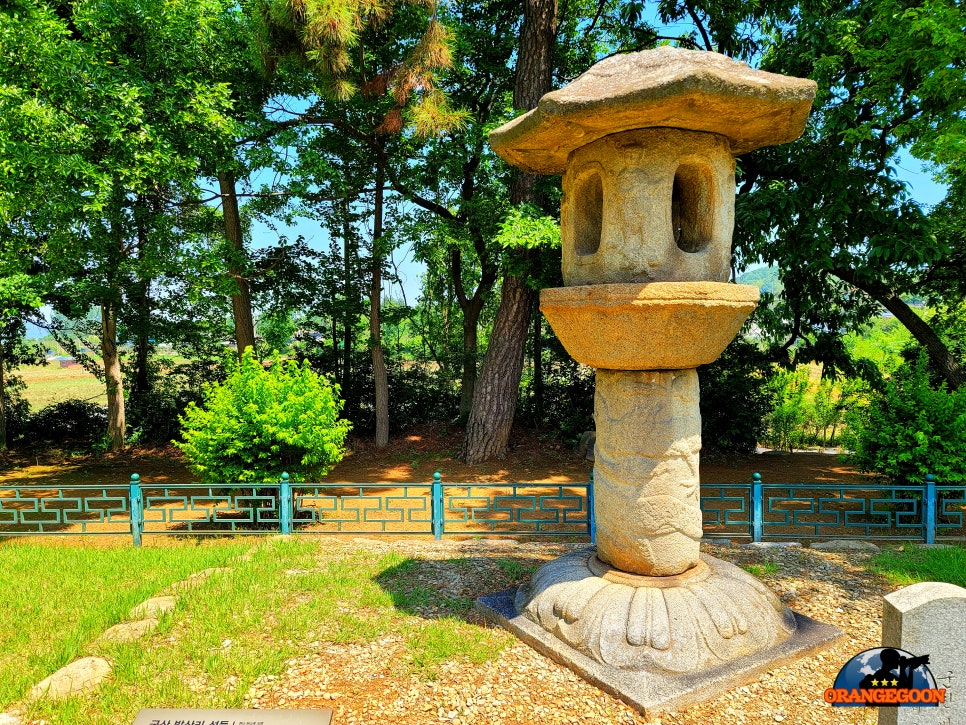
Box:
left=167, top=567, right=230, bottom=593
left=811, top=540, right=879, bottom=552
left=129, top=595, right=176, bottom=619
left=460, top=538, right=519, bottom=550
left=97, top=618, right=159, bottom=644
left=0, top=713, right=23, bottom=724
left=29, top=657, right=111, bottom=700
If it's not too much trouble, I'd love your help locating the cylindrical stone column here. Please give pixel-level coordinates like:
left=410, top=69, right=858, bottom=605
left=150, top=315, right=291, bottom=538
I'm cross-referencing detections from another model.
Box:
left=593, top=369, right=702, bottom=576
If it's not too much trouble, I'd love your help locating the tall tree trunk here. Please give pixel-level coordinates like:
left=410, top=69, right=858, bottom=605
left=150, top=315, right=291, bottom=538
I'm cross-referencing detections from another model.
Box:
left=132, top=197, right=152, bottom=396
left=0, top=342, right=6, bottom=451
left=833, top=267, right=965, bottom=390
left=459, top=296, right=483, bottom=419
left=533, top=306, right=544, bottom=420
left=342, top=197, right=355, bottom=415
left=371, top=160, right=390, bottom=448
left=461, top=275, right=536, bottom=461
left=219, top=171, right=256, bottom=358
left=451, top=240, right=497, bottom=420
left=101, top=301, right=125, bottom=451
left=331, top=314, right=339, bottom=381
left=460, top=0, right=558, bottom=463
left=132, top=276, right=151, bottom=396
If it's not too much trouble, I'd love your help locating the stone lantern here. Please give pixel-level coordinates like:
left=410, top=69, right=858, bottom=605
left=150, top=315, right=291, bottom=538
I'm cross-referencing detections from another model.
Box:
left=479, top=47, right=841, bottom=714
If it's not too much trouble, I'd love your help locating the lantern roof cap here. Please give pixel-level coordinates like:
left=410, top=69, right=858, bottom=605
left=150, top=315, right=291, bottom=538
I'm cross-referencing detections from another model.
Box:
left=490, top=47, right=817, bottom=174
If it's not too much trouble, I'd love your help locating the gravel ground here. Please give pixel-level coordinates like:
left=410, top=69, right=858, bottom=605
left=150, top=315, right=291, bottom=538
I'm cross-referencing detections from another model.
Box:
left=243, top=537, right=892, bottom=725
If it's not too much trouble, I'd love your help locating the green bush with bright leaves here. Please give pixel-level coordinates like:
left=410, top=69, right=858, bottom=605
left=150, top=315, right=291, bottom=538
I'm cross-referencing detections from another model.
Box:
left=698, top=338, right=776, bottom=455
left=176, top=350, right=351, bottom=483
left=842, top=354, right=966, bottom=484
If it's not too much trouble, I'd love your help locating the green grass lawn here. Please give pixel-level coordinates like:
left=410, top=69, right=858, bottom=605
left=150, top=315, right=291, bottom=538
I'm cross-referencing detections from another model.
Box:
left=16, top=354, right=194, bottom=412
left=865, top=544, right=966, bottom=588
left=5, top=538, right=511, bottom=725
left=16, top=364, right=106, bottom=410
left=0, top=541, right=248, bottom=709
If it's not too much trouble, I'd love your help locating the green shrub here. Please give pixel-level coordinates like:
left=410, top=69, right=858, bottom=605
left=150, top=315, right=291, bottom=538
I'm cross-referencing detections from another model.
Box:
left=23, top=399, right=107, bottom=445
left=387, top=362, right=460, bottom=429
left=517, top=331, right=595, bottom=445
left=176, top=350, right=351, bottom=483
left=842, top=354, right=966, bottom=484
left=698, top=338, right=776, bottom=455
left=764, top=367, right=812, bottom=452
left=2, top=372, right=30, bottom=444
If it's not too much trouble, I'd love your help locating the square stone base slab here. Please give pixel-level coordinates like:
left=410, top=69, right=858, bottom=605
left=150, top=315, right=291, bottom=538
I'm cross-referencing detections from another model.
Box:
left=476, top=587, right=842, bottom=720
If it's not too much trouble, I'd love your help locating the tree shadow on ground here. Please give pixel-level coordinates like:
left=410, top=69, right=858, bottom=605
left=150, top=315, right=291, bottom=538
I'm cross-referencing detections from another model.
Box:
left=373, top=551, right=551, bottom=625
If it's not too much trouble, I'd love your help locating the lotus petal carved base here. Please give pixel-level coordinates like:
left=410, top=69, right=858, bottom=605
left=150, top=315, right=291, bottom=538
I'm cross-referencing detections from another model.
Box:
left=515, top=547, right=796, bottom=674
left=477, top=569, right=843, bottom=717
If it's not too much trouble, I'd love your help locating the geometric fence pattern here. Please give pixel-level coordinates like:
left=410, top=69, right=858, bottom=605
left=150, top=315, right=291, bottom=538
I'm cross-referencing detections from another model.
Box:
left=2, top=472, right=964, bottom=546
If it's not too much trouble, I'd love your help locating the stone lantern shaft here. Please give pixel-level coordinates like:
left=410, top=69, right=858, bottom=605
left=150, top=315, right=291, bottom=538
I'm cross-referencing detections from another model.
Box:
left=594, top=369, right=702, bottom=576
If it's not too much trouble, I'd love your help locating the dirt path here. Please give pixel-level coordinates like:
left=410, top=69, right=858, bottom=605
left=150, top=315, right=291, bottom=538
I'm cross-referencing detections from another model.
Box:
left=324, top=425, right=874, bottom=485
left=0, top=425, right=874, bottom=486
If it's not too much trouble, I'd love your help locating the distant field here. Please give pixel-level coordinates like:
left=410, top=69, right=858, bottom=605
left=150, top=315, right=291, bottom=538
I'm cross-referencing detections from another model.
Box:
left=16, top=364, right=106, bottom=410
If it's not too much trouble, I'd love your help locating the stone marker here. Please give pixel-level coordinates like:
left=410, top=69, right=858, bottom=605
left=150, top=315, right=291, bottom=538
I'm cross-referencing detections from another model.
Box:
left=575, top=430, right=596, bottom=460
left=879, top=582, right=966, bottom=725
left=129, top=595, right=176, bottom=619
left=29, top=657, right=111, bottom=700
left=98, top=618, right=159, bottom=644
left=132, top=708, right=332, bottom=725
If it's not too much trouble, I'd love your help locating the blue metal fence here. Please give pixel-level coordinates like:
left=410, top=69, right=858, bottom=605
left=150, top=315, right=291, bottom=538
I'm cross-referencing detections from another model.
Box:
left=1, top=473, right=964, bottom=546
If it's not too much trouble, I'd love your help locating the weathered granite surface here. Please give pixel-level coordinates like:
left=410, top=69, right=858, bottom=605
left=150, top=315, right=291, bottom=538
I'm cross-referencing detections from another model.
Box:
left=481, top=45, right=829, bottom=716
left=129, top=595, right=176, bottom=619
left=490, top=46, right=817, bottom=175
left=515, top=548, right=799, bottom=674
left=97, top=617, right=159, bottom=644
left=540, top=282, right=759, bottom=370
left=29, top=657, right=111, bottom=700
left=593, top=369, right=701, bottom=575
left=562, top=128, right=734, bottom=285
left=880, top=582, right=966, bottom=725
left=811, top=540, right=879, bottom=552
left=166, top=566, right=230, bottom=593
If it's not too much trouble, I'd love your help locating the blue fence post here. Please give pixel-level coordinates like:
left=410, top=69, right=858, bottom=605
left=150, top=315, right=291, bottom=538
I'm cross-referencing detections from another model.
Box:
left=280, top=472, right=293, bottom=535
left=587, top=471, right=596, bottom=544
left=751, top=472, right=763, bottom=543
left=129, top=473, right=143, bottom=547
left=431, top=472, right=443, bottom=540
left=925, top=473, right=937, bottom=545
